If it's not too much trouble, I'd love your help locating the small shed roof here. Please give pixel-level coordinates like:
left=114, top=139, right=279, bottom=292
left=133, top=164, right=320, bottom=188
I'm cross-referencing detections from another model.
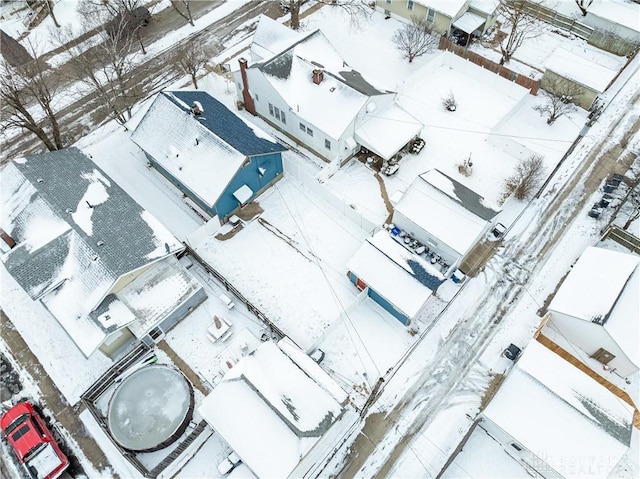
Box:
left=393, top=169, right=500, bottom=256
left=483, top=341, right=633, bottom=479
left=354, top=103, right=423, bottom=160
left=347, top=231, right=444, bottom=318
left=545, top=46, right=620, bottom=93
left=0, top=148, right=182, bottom=356
left=132, top=92, right=285, bottom=208
left=198, top=340, right=346, bottom=479
left=549, top=246, right=639, bottom=368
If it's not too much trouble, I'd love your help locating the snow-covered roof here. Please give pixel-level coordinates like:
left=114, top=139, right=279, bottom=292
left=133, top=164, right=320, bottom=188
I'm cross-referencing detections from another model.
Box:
left=131, top=91, right=286, bottom=208
left=548, top=246, right=640, bottom=368
left=452, top=11, right=486, bottom=34
left=483, top=341, right=633, bottom=479
left=119, top=256, right=204, bottom=339
left=251, top=25, right=392, bottom=139
left=354, top=103, right=423, bottom=160
left=198, top=339, right=346, bottom=479
left=250, top=14, right=302, bottom=62
left=347, top=231, right=444, bottom=318
left=393, top=169, right=500, bottom=256
left=589, top=1, right=640, bottom=34
left=416, top=0, right=469, bottom=18
left=0, top=148, right=183, bottom=356
left=469, top=0, right=499, bottom=16
left=545, top=46, right=620, bottom=92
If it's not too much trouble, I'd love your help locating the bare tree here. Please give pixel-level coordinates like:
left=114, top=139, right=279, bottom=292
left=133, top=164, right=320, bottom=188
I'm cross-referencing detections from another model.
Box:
left=392, top=16, right=439, bottom=63
left=499, top=0, right=544, bottom=65
left=53, top=20, right=142, bottom=126
left=501, top=154, right=546, bottom=202
left=575, top=0, right=593, bottom=16
left=45, top=0, right=61, bottom=28
left=282, top=0, right=372, bottom=31
left=177, top=41, right=211, bottom=89
left=171, top=0, right=194, bottom=27
left=0, top=43, right=64, bottom=151
left=78, top=0, right=150, bottom=54
left=441, top=91, right=457, bottom=111
left=533, top=76, right=582, bottom=125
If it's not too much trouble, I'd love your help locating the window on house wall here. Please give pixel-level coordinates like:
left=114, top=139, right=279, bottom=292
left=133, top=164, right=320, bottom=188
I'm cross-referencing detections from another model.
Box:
left=300, top=123, right=306, bottom=132
left=281, top=110, right=286, bottom=124
left=407, top=0, right=414, bottom=10
left=269, top=103, right=274, bottom=116
left=325, top=139, right=331, bottom=150
left=385, top=0, right=391, bottom=3
left=307, top=128, right=314, bottom=137
left=274, top=107, right=281, bottom=121
left=427, top=8, right=435, bottom=23
left=511, top=443, right=522, bottom=451
left=255, top=93, right=259, bottom=101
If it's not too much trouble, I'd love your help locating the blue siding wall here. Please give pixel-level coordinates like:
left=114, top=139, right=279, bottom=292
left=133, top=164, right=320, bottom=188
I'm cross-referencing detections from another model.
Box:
left=347, top=272, right=409, bottom=325
left=215, top=152, right=283, bottom=221
left=144, top=152, right=217, bottom=216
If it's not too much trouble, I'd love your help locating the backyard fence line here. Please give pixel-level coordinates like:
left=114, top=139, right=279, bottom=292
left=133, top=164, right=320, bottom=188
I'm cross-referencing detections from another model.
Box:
left=283, top=155, right=381, bottom=236
left=438, top=36, right=540, bottom=94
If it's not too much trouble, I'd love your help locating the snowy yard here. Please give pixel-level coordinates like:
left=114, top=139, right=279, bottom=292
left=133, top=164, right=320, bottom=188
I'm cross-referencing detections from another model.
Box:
left=1, top=2, right=639, bottom=479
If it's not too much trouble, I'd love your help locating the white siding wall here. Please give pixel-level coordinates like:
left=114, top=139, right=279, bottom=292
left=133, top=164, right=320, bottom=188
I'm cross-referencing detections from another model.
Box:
left=391, top=210, right=462, bottom=266
left=479, top=417, right=561, bottom=479
left=549, top=311, right=637, bottom=377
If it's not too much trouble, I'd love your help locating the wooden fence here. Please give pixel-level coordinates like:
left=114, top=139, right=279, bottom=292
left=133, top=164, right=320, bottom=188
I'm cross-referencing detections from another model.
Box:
left=438, top=36, right=540, bottom=94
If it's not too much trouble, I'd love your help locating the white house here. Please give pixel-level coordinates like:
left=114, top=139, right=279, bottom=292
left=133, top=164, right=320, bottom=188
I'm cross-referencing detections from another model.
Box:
left=548, top=246, right=639, bottom=378
left=234, top=15, right=423, bottom=165
left=480, top=341, right=634, bottom=479
left=376, top=0, right=500, bottom=37
left=198, top=338, right=351, bottom=479
left=391, top=169, right=500, bottom=275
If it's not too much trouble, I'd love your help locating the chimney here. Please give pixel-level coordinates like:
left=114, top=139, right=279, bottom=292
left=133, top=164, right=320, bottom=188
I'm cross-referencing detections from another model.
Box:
left=0, top=228, right=16, bottom=249
left=312, top=68, right=323, bottom=85
left=238, top=58, right=256, bottom=116
left=191, top=101, right=203, bottom=115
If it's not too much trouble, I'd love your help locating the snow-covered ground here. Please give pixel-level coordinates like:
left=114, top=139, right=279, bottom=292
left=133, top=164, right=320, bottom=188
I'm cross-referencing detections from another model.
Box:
left=1, top=2, right=639, bottom=479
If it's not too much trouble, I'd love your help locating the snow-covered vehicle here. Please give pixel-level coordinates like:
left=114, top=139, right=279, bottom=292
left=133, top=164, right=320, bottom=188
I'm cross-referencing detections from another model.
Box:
left=0, top=401, right=69, bottom=479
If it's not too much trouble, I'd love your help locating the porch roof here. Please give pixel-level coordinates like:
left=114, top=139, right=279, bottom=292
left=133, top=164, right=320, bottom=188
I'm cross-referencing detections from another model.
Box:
left=354, top=103, right=423, bottom=160
left=452, top=11, right=486, bottom=34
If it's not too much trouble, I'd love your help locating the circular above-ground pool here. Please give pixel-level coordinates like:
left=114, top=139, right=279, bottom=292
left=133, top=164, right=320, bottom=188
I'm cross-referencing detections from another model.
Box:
left=107, top=365, right=194, bottom=452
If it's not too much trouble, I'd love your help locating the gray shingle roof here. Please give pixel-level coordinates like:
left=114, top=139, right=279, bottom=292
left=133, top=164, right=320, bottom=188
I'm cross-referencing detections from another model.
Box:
left=3, top=147, right=182, bottom=286
left=427, top=169, right=500, bottom=221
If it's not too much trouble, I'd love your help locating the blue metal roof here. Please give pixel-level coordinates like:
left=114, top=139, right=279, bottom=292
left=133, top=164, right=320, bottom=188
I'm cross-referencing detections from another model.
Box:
left=162, top=91, right=287, bottom=157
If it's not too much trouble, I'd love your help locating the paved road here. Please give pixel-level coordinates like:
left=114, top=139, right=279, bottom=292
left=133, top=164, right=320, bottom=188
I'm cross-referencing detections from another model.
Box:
left=1, top=0, right=283, bottom=161
left=331, top=58, right=640, bottom=479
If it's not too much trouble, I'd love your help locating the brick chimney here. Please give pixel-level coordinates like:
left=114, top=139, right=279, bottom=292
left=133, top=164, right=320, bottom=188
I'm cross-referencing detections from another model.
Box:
left=238, top=58, right=256, bottom=116
left=0, top=228, right=16, bottom=249
left=312, top=68, right=323, bottom=85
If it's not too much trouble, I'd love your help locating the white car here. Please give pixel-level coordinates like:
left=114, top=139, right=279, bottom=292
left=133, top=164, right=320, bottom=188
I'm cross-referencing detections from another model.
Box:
left=217, top=451, right=241, bottom=475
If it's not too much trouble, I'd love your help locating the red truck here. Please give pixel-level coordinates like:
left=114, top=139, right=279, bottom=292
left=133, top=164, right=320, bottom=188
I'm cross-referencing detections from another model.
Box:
left=1, top=402, right=69, bottom=479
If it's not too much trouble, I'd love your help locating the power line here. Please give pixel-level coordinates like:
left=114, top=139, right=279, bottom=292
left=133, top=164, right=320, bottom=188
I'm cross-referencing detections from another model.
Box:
left=272, top=181, right=382, bottom=386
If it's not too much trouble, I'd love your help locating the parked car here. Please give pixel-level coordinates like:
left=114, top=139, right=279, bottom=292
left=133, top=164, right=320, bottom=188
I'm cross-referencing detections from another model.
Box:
left=217, top=451, right=242, bottom=475
left=0, top=401, right=69, bottom=479
left=503, top=344, right=522, bottom=361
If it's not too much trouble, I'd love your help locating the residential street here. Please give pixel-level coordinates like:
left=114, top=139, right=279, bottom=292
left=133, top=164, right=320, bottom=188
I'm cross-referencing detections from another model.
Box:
left=1, top=0, right=283, bottom=161
left=330, top=56, right=640, bottom=479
